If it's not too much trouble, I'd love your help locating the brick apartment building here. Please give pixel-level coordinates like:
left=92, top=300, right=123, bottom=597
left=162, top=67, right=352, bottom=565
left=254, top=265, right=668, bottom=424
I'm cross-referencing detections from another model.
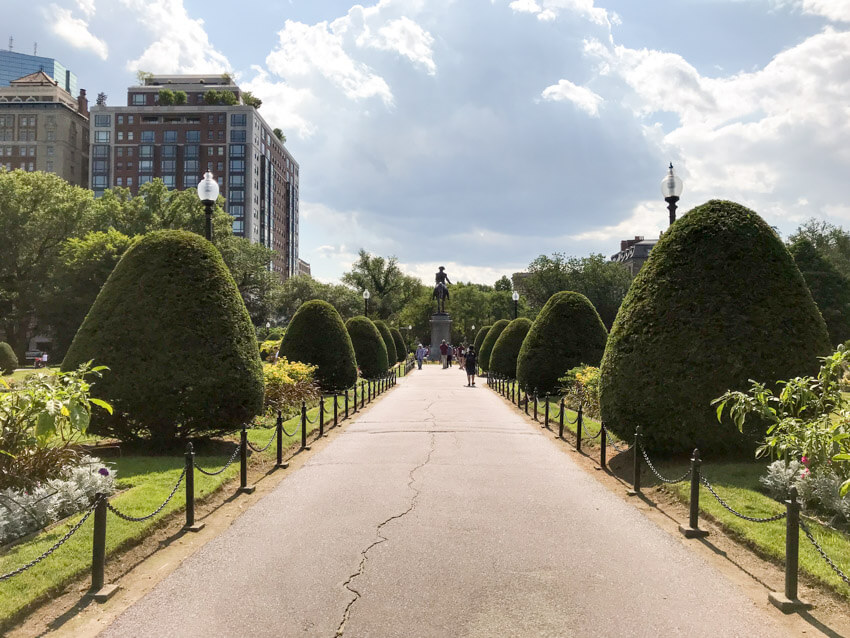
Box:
left=89, top=74, right=299, bottom=278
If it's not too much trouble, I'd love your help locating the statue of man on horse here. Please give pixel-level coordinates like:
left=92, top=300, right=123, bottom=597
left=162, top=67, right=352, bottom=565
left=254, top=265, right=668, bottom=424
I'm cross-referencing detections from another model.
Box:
left=433, top=266, right=452, bottom=314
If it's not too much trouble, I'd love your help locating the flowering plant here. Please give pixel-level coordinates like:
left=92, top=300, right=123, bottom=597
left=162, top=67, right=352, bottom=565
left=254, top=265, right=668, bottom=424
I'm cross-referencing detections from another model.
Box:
left=262, top=358, right=320, bottom=415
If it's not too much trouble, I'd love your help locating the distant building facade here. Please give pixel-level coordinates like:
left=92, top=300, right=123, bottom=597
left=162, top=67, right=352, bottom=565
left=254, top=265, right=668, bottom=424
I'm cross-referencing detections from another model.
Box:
left=296, top=258, right=311, bottom=277
left=88, top=74, right=300, bottom=278
left=0, top=70, right=89, bottom=187
left=0, top=50, right=77, bottom=94
left=610, top=236, right=658, bottom=276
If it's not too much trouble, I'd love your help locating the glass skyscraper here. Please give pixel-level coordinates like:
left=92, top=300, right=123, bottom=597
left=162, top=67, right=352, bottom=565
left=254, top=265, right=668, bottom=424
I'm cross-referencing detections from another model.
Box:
left=0, top=50, right=77, bottom=95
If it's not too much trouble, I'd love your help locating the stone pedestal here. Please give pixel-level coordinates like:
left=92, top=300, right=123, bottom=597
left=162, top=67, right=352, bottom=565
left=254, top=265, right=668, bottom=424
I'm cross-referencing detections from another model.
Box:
left=429, top=313, right=452, bottom=361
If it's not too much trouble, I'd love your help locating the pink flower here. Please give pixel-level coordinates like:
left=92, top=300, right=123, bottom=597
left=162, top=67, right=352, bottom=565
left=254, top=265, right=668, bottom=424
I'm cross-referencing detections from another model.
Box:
left=801, top=468, right=810, bottom=478
left=801, top=456, right=809, bottom=466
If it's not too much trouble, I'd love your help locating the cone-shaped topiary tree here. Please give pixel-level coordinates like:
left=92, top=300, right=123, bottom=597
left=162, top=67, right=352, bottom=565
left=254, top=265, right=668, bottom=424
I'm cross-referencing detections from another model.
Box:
left=390, top=327, right=407, bottom=362
left=0, top=342, right=18, bottom=374
left=279, top=300, right=358, bottom=392
left=372, top=320, right=397, bottom=368
left=599, top=200, right=831, bottom=455
left=489, top=318, right=532, bottom=380
left=789, top=238, right=850, bottom=347
left=346, top=316, right=389, bottom=378
left=473, top=325, right=491, bottom=362
left=516, top=292, right=607, bottom=395
left=479, top=320, right=510, bottom=373
left=62, top=230, right=264, bottom=445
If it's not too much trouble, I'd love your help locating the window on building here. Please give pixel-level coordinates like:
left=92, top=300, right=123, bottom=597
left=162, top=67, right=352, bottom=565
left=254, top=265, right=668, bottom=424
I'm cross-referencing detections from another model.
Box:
left=184, top=145, right=199, bottom=158
left=162, top=175, right=175, bottom=188
left=93, top=175, right=107, bottom=187
left=183, top=174, right=196, bottom=188
left=164, top=130, right=177, bottom=142
left=217, top=146, right=224, bottom=156
left=127, top=148, right=134, bottom=157
left=139, top=145, right=154, bottom=158
left=128, top=115, right=134, bottom=124
left=117, top=131, right=124, bottom=141
left=233, top=220, right=244, bottom=234
left=207, top=161, right=213, bottom=171
left=139, top=175, right=152, bottom=185
left=47, top=146, right=54, bottom=156
left=116, top=177, right=123, bottom=186
left=46, top=161, right=53, bottom=171
left=117, top=115, right=124, bottom=124
left=93, top=160, right=108, bottom=172
left=94, top=114, right=111, bottom=127
left=161, top=145, right=176, bottom=158
left=218, top=131, right=224, bottom=140
left=207, top=130, right=214, bottom=140
left=184, top=159, right=199, bottom=172
left=230, top=130, right=246, bottom=142
left=186, top=130, right=200, bottom=142
left=127, top=132, right=134, bottom=141
left=217, top=161, right=223, bottom=171
left=230, top=144, right=245, bottom=158
left=141, top=130, right=154, bottom=142
left=218, top=114, right=224, bottom=124
left=126, top=161, right=134, bottom=169
left=229, top=189, right=244, bottom=202
left=139, top=160, right=153, bottom=172
left=127, top=177, right=133, bottom=186
left=116, top=162, right=123, bottom=170
left=161, top=160, right=176, bottom=172
left=117, top=147, right=124, bottom=157
left=231, top=114, right=246, bottom=127
left=229, top=159, right=245, bottom=172
left=93, top=145, right=109, bottom=158
left=131, top=93, right=146, bottom=105
left=230, top=174, right=244, bottom=187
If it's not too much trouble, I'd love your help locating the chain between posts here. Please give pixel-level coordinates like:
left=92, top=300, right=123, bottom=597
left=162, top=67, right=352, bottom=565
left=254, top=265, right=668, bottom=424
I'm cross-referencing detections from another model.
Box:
left=699, top=476, right=787, bottom=523
left=247, top=426, right=278, bottom=453
left=639, top=445, right=692, bottom=484
left=800, top=520, right=850, bottom=586
left=0, top=495, right=102, bottom=581
left=194, top=444, right=242, bottom=476
left=106, top=469, right=187, bottom=522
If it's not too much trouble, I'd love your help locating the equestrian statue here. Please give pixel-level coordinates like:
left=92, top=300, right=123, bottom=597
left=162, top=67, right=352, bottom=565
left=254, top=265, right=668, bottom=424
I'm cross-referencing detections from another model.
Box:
left=433, top=266, right=452, bottom=314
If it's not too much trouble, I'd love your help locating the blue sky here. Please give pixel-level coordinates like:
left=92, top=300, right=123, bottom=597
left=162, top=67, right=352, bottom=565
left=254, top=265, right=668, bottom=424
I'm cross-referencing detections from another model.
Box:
left=7, top=0, right=850, bottom=283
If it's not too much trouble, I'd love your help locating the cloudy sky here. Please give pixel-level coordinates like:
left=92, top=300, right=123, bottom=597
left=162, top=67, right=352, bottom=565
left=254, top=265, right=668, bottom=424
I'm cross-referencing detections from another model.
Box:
left=8, top=0, right=850, bottom=283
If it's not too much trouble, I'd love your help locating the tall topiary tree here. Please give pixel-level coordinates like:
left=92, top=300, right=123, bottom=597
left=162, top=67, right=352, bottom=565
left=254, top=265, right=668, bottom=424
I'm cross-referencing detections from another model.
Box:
left=489, top=318, right=532, bottom=380
left=599, top=200, right=831, bottom=455
left=0, top=342, right=18, bottom=374
left=62, top=230, right=264, bottom=445
left=479, top=320, right=510, bottom=373
left=373, top=320, right=397, bottom=367
left=279, top=300, right=358, bottom=392
left=473, top=325, right=491, bottom=360
left=789, top=238, right=850, bottom=347
left=390, top=327, right=406, bottom=362
left=516, top=292, right=607, bottom=395
left=346, top=316, right=389, bottom=378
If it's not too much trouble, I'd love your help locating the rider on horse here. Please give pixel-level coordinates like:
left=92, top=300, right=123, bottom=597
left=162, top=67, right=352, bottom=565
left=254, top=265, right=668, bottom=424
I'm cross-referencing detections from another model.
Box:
left=433, top=266, right=452, bottom=313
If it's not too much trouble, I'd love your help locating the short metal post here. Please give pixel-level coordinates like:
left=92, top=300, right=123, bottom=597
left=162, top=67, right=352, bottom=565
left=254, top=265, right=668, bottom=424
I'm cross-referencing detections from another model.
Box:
left=679, top=449, right=707, bottom=538
left=239, top=426, right=255, bottom=493
left=600, top=425, right=607, bottom=470
left=345, top=390, right=350, bottom=419
left=544, top=397, right=549, bottom=429
left=361, top=381, right=365, bottom=408
left=769, top=487, right=811, bottom=611
left=184, top=443, right=204, bottom=531
left=576, top=404, right=583, bottom=453
left=301, top=401, right=309, bottom=450
left=88, top=494, right=117, bottom=600
left=628, top=426, right=641, bottom=495
left=558, top=398, right=565, bottom=439
left=533, top=391, right=538, bottom=421
left=275, top=411, right=287, bottom=468
left=524, top=391, right=529, bottom=415
left=333, top=394, right=339, bottom=428
left=319, top=397, right=325, bottom=437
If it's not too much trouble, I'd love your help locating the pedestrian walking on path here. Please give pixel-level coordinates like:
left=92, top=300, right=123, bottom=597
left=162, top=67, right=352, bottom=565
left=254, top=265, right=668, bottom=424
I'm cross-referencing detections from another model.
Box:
left=464, top=345, right=477, bottom=386
left=439, top=339, right=448, bottom=368
left=415, top=343, right=426, bottom=369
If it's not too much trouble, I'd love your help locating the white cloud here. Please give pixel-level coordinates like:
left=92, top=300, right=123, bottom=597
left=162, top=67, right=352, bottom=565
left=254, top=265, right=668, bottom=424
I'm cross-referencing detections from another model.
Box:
left=795, top=0, right=850, bottom=22
left=75, top=0, right=95, bottom=17
left=120, top=0, right=230, bottom=73
left=398, top=261, right=522, bottom=286
left=363, top=17, right=437, bottom=75
left=569, top=201, right=666, bottom=243
left=509, top=0, right=542, bottom=14
left=541, top=78, right=603, bottom=116
left=241, top=67, right=317, bottom=138
left=48, top=5, right=108, bottom=60
left=507, top=0, right=614, bottom=27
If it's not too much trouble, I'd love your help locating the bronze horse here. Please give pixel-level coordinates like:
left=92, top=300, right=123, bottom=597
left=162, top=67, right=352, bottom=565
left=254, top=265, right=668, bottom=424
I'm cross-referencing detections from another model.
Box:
left=433, top=281, right=449, bottom=314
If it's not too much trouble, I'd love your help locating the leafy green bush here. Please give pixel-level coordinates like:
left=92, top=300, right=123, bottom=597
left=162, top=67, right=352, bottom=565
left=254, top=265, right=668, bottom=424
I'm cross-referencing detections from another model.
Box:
left=489, top=318, right=532, bottom=379
left=346, top=316, right=389, bottom=379
left=789, top=238, right=850, bottom=346
left=600, top=200, right=831, bottom=455
left=391, top=327, right=406, bottom=362
left=373, top=320, right=397, bottom=367
left=479, top=320, right=509, bottom=373
left=558, top=365, right=600, bottom=419
left=259, top=339, right=282, bottom=361
left=263, top=358, right=320, bottom=416
left=279, top=300, right=358, bottom=392
left=63, top=230, right=264, bottom=445
left=473, top=325, right=491, bottom=360
left=0, top=342, right=17, bottom=374
left=516, top=291, right=607, bottom=395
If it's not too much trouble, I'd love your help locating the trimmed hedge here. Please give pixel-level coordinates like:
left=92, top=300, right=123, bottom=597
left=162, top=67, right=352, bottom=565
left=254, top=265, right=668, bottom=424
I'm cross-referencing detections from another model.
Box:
left=390, top=327, right=407, bottom=362
left=372, top=320, right=397, bottom=367
left=599, top=200, right=831, bottom=455
left=0, top=342, right=17, bottom=374
left=489, top=318, right=532, bottom=379
left=789, top=238, right=850, bottom=347
left=346, top=316, right=389, bottom=378
left=279, top=300, right=358, bottom=392
left=479, top=320, right=510, bottom=373
left=516, top=292, right=607, bottom=395
left=473, top=326, right=491, bottom=361
left=62, top=230, right=264, bottom=445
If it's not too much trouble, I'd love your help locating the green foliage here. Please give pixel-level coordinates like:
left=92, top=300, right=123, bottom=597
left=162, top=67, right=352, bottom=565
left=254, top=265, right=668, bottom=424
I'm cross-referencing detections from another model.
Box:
left=173, top=91, right=187, bottom=105
left=517, top=292, right=607, bottom=395
left=789, top=218, right=850, bottom=281
left=216, top=236, right=280, bottom=326
left=520, top=253, right=632, bottom=328
left=273, top=128, right=286, bottom=144
left=345, top=316, right=389, bottom=379
left=390, top=327, right=406, bottom=361
left=0, top=363, right=112, bottom=490
left=559, top=365, right=600, bottom=419
left=259, top=339, right=282, bottom=361
left=789, top=238, right=850, bottom=346
left=278, top=300, right=357, bottom=392
left=373, top=320, right=397, bottom=366
left=203, top=90, right=238, bottom=105
left=341, top=249, right=424, bottom=320
left=275, top=274, right=361, bottom=323
left=0, top=342, right=18, bottom=374
left=263, top=358, right=320, bottom=415
left=494, top=275, right=512, bottom=291
left=489, top=318, right=532, bottom=379
left=473, top=325, right=491, bottom=359
left=62, top=231, right=263, bottom=445
left=135, top=70, right=153, bottom=85
left=157, top=89, right=175, bottom=105
left=479, top=320, right=510, bottom=373
left=241, top=91, right=262, bottom=108
left=600, top=200, right=831, bottom=455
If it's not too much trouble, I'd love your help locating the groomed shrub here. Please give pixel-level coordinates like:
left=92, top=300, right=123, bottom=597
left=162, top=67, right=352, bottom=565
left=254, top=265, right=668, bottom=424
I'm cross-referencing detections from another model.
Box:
left=279, top=300, right=358, bottom=392
left=0, top=342, right=17, bottom=374
left=599, top=200, right=831, bottom=455
left=479, top=320, right=510, bottom=373
left=516, top=292, right=607, bottom=396
left=62, top=230, right=264, bottom=445
left=373, top=320, right=397, bottom=367
left=473, top=325, right=491, bottom=361
left=489, top=318, right=532, bottom=379
left=789, top=238, right=850, bottom=347
left=346, top=316, right=389, bottom=378
left=391, top=327, right=407, bottom=362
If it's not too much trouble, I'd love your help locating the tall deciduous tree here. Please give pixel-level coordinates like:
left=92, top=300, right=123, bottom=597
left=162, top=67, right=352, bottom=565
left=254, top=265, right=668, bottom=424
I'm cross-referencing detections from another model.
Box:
left=275, top=275, right=362, bottom=323
left=341, top=249, right=424, bottom=320
left=788, top=219, right=850, bottom=281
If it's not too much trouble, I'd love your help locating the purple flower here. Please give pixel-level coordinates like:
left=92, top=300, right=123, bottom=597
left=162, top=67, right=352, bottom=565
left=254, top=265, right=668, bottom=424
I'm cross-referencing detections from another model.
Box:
left=98, top=468, right=110, bottom=477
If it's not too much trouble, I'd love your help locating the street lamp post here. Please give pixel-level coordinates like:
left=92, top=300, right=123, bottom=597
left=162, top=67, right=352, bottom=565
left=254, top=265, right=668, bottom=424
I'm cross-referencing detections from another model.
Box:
left=512, top=291, right=519, bottom=319
left=661, top=162, right=683, bottom=226
left=363, top=289, right=371, bottom=317
left=196, top=171, right=220, bottom=241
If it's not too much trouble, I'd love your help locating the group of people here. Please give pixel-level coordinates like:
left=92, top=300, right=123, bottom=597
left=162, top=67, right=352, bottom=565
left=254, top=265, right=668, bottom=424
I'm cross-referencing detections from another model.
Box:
left=414, top=339, right=478, bottom=386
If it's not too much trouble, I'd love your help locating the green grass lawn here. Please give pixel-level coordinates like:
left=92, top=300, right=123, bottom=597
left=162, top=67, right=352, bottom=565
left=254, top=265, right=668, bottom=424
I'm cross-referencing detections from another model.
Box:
left=1, top=367, right=58, bottom=385
left=655, top=460, right=850, bottom=599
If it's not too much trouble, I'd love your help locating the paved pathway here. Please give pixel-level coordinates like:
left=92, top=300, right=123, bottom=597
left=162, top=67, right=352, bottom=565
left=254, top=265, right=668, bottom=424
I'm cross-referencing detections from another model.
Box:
left=101, top=366, right=791, bottom=637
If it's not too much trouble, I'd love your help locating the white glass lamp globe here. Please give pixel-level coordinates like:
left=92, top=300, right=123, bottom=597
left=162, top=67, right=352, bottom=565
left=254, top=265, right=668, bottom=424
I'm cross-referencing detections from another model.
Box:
left=512, top=291, right=520, bottom=301
left=197, top=171, right=219, bottom=204
left=363, top=289, right=371, bottom=300
left=661, top=163, right=683, bottom=199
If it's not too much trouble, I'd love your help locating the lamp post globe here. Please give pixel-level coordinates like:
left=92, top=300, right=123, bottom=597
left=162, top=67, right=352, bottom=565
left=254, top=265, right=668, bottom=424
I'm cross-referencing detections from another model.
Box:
left=197, top=171, right=220, bottom=241
left=512, top=290, right=520, bottom=319
left=661, top=162, right=683, bottom=226
left=363, top=289, right=371, bottom=317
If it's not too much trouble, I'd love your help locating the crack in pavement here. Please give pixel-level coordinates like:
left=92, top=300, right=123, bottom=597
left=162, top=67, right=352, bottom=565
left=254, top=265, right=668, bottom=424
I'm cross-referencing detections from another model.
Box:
left=335, top=426, right=437, bottom=636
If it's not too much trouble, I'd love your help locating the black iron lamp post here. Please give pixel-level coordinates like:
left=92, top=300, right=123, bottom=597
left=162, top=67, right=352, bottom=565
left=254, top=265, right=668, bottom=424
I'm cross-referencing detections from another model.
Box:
left=363, top=289, right=371, bottom=317
left=512, top=290, right=519, bottom=319
left=196, top=171, right=220, bottom=241
left=662, top=162, right=683, bottom=226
